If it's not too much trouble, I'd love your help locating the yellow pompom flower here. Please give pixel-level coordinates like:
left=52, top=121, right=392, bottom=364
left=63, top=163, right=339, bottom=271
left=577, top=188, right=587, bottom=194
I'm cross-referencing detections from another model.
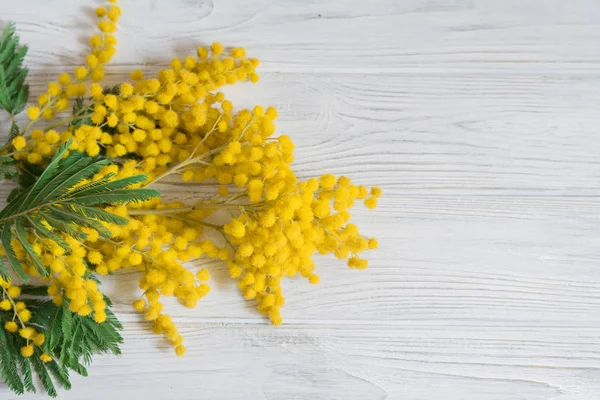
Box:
left=132, top=129, right=147, bottom=142
left=7, top=286, right=21, bottom=298
left=27, top=106, right=40, bottom=120
left=175, top=345, right=186, bottom=356
left=74, top=66, right=88, bottom=80
left=173, top=237, right=188, bottom=251
left=107, top=114, right=119, bottom=127
left=11, top=136, right=26, bottom=150
left=128, top=252, right=143, bottom=266
left=132, top=299, right=146, bottom=312
left=196, top=269, right=210, bottom=282
left=85, top=142, right=100, bottom=156
left=55, top=97, right=69, bottom=111
left=364, top=197, right=377, bottom=209
left=45, top=130, right=60, bottom=144
left=33, top=333, right=46, bottom=346
left=0, top=299, right=11, bottom=311
left=40, top=353, right=53, bottom=363
left=90, top=83, right=104, bottom=99
left=94, top=311, right=107, bottom=323
left=20, top=345, right=34, bottom=358
left=368, top=238, right=378, bottom=249
left=120, top=83, right=134, bottom=97
left=58, top=72, right=71, bottom=85
left=19, top=327, right=36, bottom=340
left=162, top=110, right=178, bottom=127
left=87, top=54, right=99, bottom=69
left=87, top=250, right=103, bottom=264
left=211, top=42, right=224, bottom=54
left=4, top=321, right=17, bottom=333
left=231, top=47, right=246, bottom=58
left=104, top=94, right=118, bottom=110
left=27, top=153, right=42, bottom=164
left=107, top=5, right=121, bottom=21
left=47, top=81, right=61, bottom=96
left=42, top=108, right=55, bottom=120
left=130, top=69, right=144, bottom=81
left=225, top=220, right=246, bottom=238
left=91, top=67, right=105, bottom=82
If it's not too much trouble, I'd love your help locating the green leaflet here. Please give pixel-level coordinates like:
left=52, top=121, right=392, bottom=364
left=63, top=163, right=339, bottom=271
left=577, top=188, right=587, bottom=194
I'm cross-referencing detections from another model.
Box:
left=37, top=212, right=90, bottom=241
left=0, top=156, right=16, bottom=181
left=61, top=299, right=74, bottom=340
left=26, top=216, right=71, bottom=252
left=67, top=188, right=159, bottom=206
left=47, top=206, right=113, bottom=238
left=1, top=223, right=28, bottom=282
left=0, top=22, right=30, bottom=139
left=45, top=360, right=71, bottom=391
left=29, top=350, right=57, bottom=397
left=0, top=259, right=10, bottom=281
left=17, top=356, right=35, bottom=394
left=8, top=140, right=73, bottom=215
left=65, top=173, right=150, bottom=198
left=14, top=222, right=49, bottom=277
left=65, top=203, right=130, bottom=226
left=0, top=327, right=24, bottom=395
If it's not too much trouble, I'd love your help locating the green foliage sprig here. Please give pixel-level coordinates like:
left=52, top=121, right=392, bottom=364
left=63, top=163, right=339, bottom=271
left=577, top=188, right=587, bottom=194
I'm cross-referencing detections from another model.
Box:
left=0, top=21, right=160, bottom=398
left=0, top=286, right=123, bottom=397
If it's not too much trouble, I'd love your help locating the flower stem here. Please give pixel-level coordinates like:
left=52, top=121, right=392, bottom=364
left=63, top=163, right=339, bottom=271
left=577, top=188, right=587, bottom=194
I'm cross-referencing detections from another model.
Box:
left=146, top=145, right=227, bottom=185
left=44, top=112, right=94, bottom=132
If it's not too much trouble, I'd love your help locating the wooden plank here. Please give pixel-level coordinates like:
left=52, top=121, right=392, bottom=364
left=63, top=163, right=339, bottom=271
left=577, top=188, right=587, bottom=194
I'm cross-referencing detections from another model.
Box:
left=3, top=73, right=600, bottom=193
left=2, top=0, right=600, bottom=75
left=4, top=323, right=600, bottom=400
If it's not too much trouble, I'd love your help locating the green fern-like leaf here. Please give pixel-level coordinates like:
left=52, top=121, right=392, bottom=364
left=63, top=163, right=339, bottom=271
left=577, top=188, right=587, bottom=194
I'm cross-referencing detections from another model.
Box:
left=1, top=224, right=28, bottom=282
left=17, top=356, right=35, bottom=394
left=30, top=350, right=57, bottom=397
left=0, top=139, right=160, bottom=279
left=0, top=328, right=24, bottom=395
left=0, top=22, right=30, bottom=141
left=0, top=289, right=123, bottom=397
left=47, top=206, right=113, bottom=238
left=65, top=203, right=130, bottom=226
left=60, top=299, right=74, bottom=340
left=45, top=360, right=71, bottom=391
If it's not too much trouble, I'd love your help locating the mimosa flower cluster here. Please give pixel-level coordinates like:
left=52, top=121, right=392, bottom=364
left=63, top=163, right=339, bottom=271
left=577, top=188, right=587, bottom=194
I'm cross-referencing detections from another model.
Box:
left=0, top=0, right=379, bottom=382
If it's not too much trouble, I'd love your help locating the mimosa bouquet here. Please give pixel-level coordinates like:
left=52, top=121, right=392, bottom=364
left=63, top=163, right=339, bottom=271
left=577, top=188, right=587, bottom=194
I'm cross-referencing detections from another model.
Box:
left=0, top=0, right=380, bottom=396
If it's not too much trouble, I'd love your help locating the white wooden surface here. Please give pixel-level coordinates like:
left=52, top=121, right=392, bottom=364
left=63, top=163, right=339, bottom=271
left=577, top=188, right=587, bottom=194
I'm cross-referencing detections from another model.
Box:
left=2, top=0, right=600, bottom=398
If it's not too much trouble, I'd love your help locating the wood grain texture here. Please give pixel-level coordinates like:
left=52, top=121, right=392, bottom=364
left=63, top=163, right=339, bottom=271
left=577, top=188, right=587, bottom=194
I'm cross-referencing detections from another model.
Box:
left=2, top=0, right=600, bottom=398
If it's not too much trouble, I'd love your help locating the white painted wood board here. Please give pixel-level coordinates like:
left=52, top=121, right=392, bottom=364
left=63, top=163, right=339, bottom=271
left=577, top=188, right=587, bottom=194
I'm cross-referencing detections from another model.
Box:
left=1, top=0, right=600, bottom=398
